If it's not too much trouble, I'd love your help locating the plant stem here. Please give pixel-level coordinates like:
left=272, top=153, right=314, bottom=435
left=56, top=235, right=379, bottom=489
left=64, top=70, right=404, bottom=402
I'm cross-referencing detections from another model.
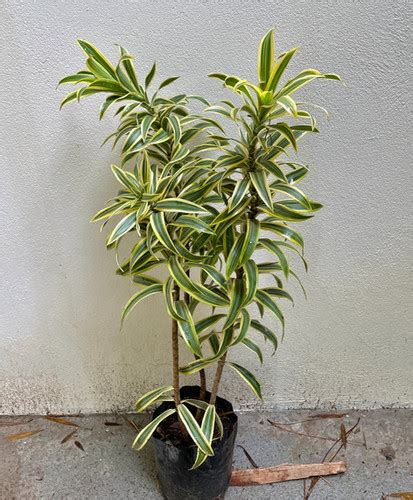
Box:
left=172, top=283, right=188, bottom=438
left=199, top=370, right=207, bottom=400
left=184, top=269, right=207, bottom=403
left=209, top=351, right=227, bottom=405
left=172, top=283, right=181, bottom=409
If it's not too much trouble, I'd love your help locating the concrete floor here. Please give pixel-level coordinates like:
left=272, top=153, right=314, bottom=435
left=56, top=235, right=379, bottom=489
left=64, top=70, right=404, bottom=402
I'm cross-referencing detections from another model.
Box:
left=1, top=410, right=411, bottom=499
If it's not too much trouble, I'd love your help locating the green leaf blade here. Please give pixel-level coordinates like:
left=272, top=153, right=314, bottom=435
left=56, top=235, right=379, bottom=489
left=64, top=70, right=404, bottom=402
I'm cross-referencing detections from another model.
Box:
left=229, top=362, right=262, bottom=399
left=121, top=284, right=162, bottom=328
left=132, top=408, right=176, bottom=450
left=134, top=386, right=173, bottom=413
left=177, top=404, right=214, bottom=456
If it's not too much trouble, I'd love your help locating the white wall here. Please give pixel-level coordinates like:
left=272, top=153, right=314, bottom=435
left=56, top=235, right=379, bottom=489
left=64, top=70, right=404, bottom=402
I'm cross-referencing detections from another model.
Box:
left=1, top=0, right=412, bottom=414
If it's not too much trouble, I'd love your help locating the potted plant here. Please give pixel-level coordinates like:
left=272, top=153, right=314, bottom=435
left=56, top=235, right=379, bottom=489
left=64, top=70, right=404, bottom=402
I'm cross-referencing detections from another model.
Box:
left=59, top=30, right=339, bottom=499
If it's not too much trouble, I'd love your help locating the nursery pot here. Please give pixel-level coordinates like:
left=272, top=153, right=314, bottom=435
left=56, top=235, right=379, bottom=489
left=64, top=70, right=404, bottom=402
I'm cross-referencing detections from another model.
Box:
left=152, top=385, right=238, bottom=500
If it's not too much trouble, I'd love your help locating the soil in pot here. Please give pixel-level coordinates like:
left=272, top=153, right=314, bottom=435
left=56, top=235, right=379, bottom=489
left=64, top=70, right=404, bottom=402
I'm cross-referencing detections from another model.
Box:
left=152, top=385, right=238, bottom=500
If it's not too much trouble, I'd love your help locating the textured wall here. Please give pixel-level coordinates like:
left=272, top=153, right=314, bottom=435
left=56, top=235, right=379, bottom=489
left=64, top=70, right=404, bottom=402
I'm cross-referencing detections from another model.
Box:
left=1, top=0, right=412, bottom=414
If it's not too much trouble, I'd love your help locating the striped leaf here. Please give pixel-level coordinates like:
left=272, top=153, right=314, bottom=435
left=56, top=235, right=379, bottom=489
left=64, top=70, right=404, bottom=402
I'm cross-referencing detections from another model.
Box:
left=229, top=362, right=262, bottom=399
left=121, top=284, right=162, bottom=327
left=150, top=212, right=177, bottom=253
left=179, top=357, right=216, bottom=375
left=181, top=399, right=210, bottom=411
left=99, top=95, right=119, bottom=120
left=191, top=264, right=226, bottom=289
left=134, top=386, right=173, bottom=413
left=141, top=115, right=156, bottom=140
left=259, top=238, right=289, bottom=278
left=211, top=189, right=248, bottom=224
left=195, top=314, right=225, bottom=334
left=232, top=308, right=251, bottom=345
left=271, top=240, right=308, bottom=271
left=262, top=287, right=294, bottom=304
left=91, top=200, right=131, bottom=222
left=88, top=79, right=125, bottom=94
left=132, top=274, right=161, bottom=286
left=168, top=257, right=229, bottom=307
left=228, top=177, right=250, bottom=211
left=175, top=300, right=203, bottom=357
left=223, top=226, right=235, bottom=260
left=271, top=183, right=311, bottom=210
left=266, top=46, right=298, bottom=92
left=58, top=71, right=95, bottom=86
left=119, top=46, right=140, bottom=90
left=261, top=220, right=304, bottom=248
left=251, top=319, right=278, bottom=352
left=85, top=57, right=114, bottom=80
left=122, top=129, right=170, bottom=163
left=191, top=404, right=216, bottom=469
left=170, top=144, right=190, bottom=164
left=262, top=203, right=313, bottom=222
left=180, top=327, right=233, bottom=374
left=177, top=404, right=214, bottom=456
left=171, top=215, right=214, bottom=234
left=268, top=123, right=297, bottom=151
left=240, top=219, right=260, bottom=265
left=257, top=158, right=288, bottom=182
left=258, top=29, right=275, bottom=88
left=242, top=337, right=263, bottom=364
left=168, top=114, right=182, bottom=144
left=163, top=277, right=185, bottom=321
left=173, top=240, right=206, bottom=262
left=278, top=199, right=322, bottom=213
left=115, top=64, right=135, bottom=92
left=77, top=39, right=116, bottom=79
left=156, top=198, right=207, bottom=214
left=276, top=95, right=298, bottom=117
left=277, top=71, right=340, bottom=99
left=106, top=212, right=136, bottom=246
left=226, top=234, right=245, bottom=278
left=182, top=401, right=223, bottom=439
left=132, top=408, right=176, bottom=450
left=111, top=164, right=140, bottom=194
left=158, top=76, right=180, bottom=90
left=122, top=128, right=142, bottom=153
left=285, top=165, right=309, bottom=184
left=130, top=239, right=149, bottom=271
left=250, top=169, right=273, bottom=210
left=255, top=289, right=285, bottom=327
left=243, top=260, right=258, bottom=305
left=145, top=62, right=156, bottom=88
left=223, top=279, right=245, bottom=330
left=182, top=401, right=217, bottom=442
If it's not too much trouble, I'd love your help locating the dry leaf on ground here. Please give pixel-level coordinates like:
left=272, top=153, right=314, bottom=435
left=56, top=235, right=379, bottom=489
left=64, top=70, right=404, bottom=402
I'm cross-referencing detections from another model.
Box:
left=6, top=429, right=43, bottom=442
left=60, top=430, right=77, bottom=444
left=44, top=416, right=80, bottom=427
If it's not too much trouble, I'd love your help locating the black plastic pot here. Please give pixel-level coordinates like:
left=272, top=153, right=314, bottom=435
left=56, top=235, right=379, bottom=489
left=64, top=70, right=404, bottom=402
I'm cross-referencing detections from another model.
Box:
left=152, top=386, right=238, bottom=500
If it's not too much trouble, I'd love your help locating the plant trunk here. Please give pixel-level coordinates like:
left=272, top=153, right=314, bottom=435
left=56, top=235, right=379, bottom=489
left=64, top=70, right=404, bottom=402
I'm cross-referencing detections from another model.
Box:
left=172, top=284, right=187, bottom=437
left=209, top=351, right=227, bottom=405
left=171, top=284, right=181, bottom=408
left=184, top=271, right=207, bottom=405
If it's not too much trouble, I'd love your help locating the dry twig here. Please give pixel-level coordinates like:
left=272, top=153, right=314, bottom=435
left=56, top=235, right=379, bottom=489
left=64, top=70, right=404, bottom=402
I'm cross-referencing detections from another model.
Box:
left=230, top=461, right=346, bottom=486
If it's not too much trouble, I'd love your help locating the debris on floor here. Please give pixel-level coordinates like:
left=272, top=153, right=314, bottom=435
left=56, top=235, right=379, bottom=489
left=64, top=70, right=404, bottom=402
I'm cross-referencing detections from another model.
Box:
left=230, top=461, right=346, bottom=486
left=1, top=409, right=412, bottom=499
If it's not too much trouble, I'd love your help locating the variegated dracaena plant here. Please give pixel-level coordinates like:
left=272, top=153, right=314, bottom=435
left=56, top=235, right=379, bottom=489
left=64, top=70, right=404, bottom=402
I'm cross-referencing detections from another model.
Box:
left=59, top=30, right=340, bottom=468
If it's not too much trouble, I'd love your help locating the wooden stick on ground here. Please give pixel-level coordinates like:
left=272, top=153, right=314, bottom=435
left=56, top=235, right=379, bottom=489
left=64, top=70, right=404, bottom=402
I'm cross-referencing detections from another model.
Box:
left=230, top=461, right=347, bottom=486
